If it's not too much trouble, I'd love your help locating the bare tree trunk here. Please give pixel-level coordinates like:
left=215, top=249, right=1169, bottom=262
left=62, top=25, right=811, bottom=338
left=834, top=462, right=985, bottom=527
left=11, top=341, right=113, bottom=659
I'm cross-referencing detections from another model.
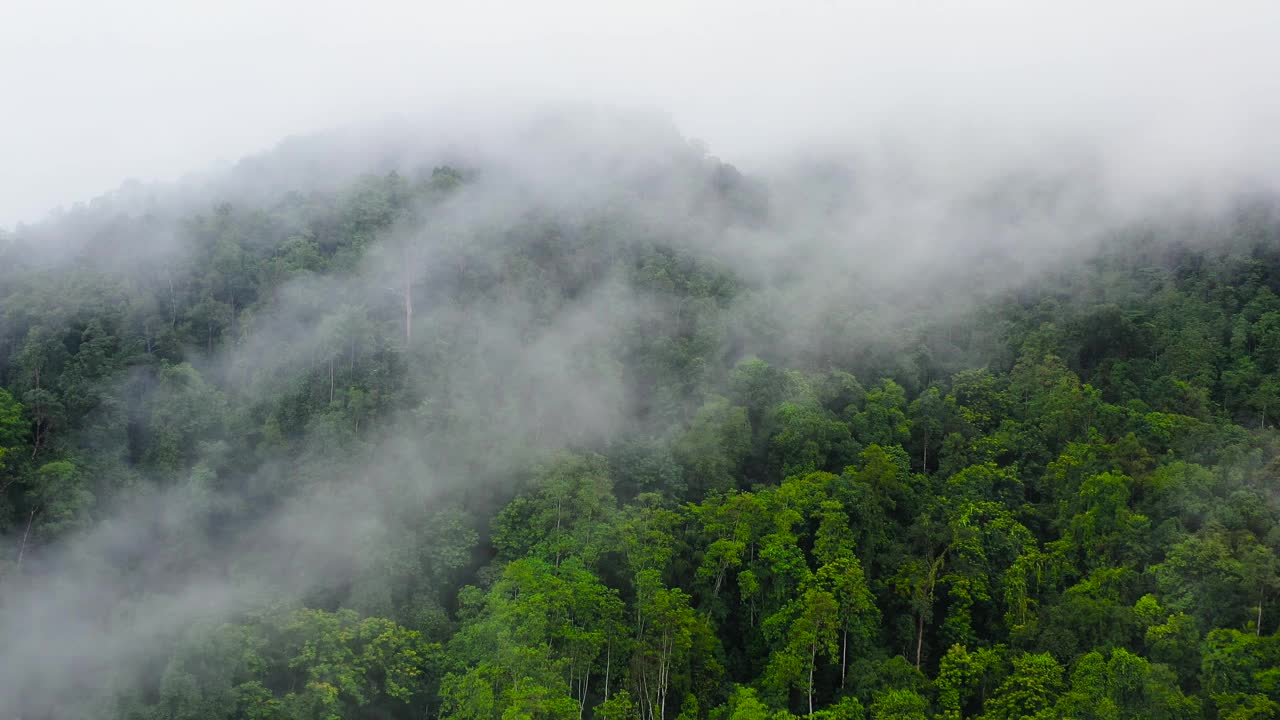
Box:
left=808, top=642, right=817, bottom=715
left=1258, top=593, right=1265, bottom=636
left=603, top=643, right=611, bottom=700
left=842, top=628, right=848, bottom=687
left=404, top=277, right=413, bottom=343
left=915, top=612, right=925, bottom=670
left=657, top=629, right=673, bottom=720
left=16, top=508, right=37, bottom=569
left=329, top=357, right=335, bottom=403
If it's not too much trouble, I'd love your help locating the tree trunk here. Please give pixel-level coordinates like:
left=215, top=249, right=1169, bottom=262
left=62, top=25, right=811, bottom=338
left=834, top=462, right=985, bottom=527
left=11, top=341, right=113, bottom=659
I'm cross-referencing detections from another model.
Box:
left=603, top=643, right=611, bottom=700
left=808, top=642, right=817, bottom=715
left=922, top=431, right=929, bottom=474
left=842, top=628, right=848, bottom=687
left=915, top=611, right=925, bottom=670
left=404, top=277, right=413, bottom=343
left=16, top=507, right=37, bottom=569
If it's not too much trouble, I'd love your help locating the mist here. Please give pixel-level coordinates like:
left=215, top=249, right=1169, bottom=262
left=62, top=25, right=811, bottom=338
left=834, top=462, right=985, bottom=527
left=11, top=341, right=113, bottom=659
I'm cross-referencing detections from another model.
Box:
left=5, top=0, right=1280, bottom=226
left=3, top=2, right=1280, bottom=719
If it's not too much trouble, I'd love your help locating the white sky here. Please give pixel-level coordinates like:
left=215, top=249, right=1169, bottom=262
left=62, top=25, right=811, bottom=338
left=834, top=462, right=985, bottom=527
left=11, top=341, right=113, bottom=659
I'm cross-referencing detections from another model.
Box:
left=2, top=0, right=1279, bottom=226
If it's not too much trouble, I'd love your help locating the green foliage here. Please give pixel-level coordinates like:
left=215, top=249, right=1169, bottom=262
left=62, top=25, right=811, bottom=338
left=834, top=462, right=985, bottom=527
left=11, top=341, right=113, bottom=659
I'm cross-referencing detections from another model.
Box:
left=144, top=362, right=228, bottom=472
left=675, top=395, right=752, bottom=497
left=595, top=690, right=637, bottom=720
left=869, top=688, right=928, bottom=720
left=7, top=152, right=1280, bottom=720
left=27, top=460, right=93, bottom=536
left=122, top=610, right=439, bottom=720
left=493, top=453, right=619, bottom=569
left=978, top=652, right=1063, bottom=720
left=0, top=387, right=25, bottom=470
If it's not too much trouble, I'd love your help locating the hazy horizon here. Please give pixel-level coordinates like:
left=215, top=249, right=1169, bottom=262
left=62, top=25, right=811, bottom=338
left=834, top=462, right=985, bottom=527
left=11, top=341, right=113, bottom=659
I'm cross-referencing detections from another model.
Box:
left=5, top=0, right=1280, bottom=226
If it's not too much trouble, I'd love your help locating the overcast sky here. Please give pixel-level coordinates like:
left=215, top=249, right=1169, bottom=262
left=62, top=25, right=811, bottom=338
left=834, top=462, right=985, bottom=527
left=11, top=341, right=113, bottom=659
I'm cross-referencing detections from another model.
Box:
left=2, top=0, right=1279, bottom=227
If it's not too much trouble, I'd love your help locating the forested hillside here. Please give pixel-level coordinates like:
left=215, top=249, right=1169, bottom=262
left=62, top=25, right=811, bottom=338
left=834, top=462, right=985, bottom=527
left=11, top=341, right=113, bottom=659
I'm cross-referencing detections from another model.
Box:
left=3, top=120, right=1280, bottom=720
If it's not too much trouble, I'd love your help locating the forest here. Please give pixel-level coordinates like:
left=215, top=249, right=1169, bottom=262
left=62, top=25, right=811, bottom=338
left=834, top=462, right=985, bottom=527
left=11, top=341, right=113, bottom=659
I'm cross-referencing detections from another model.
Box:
left=2, top=120, right=1280, bottom=720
